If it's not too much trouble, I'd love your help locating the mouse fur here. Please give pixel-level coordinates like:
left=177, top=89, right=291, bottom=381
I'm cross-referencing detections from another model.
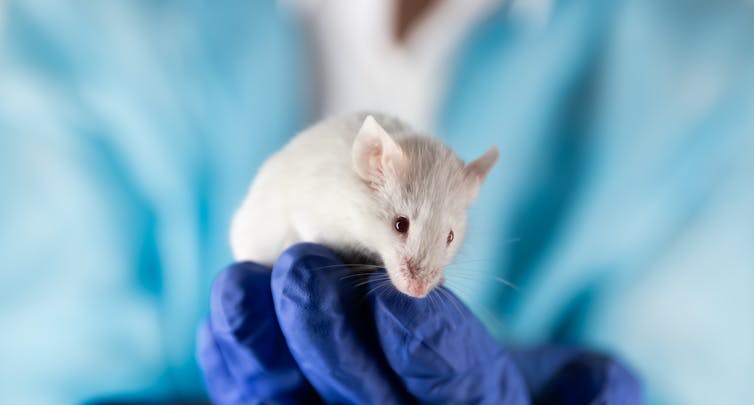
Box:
left=230, top=112, right=498, bottom=297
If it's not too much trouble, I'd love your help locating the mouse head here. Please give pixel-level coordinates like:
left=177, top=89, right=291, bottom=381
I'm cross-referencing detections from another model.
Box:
left=352, top=115, right=498, bottom=298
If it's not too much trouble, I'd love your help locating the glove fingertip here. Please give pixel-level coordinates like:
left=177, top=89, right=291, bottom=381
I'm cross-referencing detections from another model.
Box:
left=209, top=261, right=274, bottom=336
left=195, top=320, right=243, bottom=405
left=274, top=243, right=342, bottom=274
left=272, top=243, right=347, bottom=304
left=271, top=244, right=414, bottom=404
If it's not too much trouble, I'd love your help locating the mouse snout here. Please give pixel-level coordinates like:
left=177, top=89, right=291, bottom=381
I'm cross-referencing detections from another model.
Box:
left=405, top=281, right=429, bottom=298
left=393, top=258, right=441, bottom=298
left=401, top=264, right=438, bottom=298
left=402, top=258, right=420, bottom=276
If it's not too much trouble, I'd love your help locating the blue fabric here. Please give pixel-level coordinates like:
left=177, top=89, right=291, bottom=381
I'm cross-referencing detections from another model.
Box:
left=197, top=244, right=642, bottom=404
left=0, top=1, right=306, bottom=403
left=439, top=0, right=754, bottom=403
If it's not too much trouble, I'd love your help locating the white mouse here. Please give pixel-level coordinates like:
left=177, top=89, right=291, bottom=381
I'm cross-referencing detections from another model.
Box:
left=230, top=112, right=498, bottom=298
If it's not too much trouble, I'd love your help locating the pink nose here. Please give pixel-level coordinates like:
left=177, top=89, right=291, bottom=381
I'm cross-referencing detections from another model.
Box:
left=406, top=282, right=428, bottom=298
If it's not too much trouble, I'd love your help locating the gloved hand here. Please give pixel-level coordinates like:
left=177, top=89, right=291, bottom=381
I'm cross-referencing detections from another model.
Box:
left=197, top=243, right=641, bottom=404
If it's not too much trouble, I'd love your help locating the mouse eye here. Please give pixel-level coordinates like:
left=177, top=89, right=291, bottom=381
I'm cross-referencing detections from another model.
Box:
left=447, top=230, right=454, bottom=245
left=394, top=216, right=410, bottom=234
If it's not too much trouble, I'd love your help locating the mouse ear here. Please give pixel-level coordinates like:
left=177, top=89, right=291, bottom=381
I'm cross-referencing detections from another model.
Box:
left=463, top=146, right=499, bottom=203
left=352, top=115, right=406, bottom=184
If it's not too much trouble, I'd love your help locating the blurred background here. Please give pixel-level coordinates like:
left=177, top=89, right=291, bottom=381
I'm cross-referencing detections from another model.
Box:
left=1, top=0, right=753, bottom=404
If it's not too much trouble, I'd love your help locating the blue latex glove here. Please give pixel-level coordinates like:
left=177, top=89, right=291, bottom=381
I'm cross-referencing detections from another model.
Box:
left=197, top=244, right=641, bottom=404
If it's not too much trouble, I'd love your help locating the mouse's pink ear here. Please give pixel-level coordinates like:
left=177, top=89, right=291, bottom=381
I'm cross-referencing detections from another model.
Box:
left=352, top=115, right=406, bottom=184
left=463, top=146, right=499, bottom=203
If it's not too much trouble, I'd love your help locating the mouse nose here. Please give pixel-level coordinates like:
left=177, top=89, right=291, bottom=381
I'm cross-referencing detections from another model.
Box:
left=406, top=282, right=429, bottom=298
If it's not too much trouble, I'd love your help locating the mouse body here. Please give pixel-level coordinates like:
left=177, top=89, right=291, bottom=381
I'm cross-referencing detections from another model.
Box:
left=231, top=112, right=498, bottom=297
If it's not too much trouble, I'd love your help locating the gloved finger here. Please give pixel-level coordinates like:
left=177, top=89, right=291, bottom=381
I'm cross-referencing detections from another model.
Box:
left=370, top=281, right=530, bottom=404
left=271, top=243, right=415, bottom=404
left=196, top=261, right=320, bottom=404
left=509, top=346, right=642, bottom=404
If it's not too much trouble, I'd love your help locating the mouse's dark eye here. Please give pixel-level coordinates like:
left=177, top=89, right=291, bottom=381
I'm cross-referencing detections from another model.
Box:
left=394, top=216, right=410, bottom=234
left=447, top=230, right=454, bottom=245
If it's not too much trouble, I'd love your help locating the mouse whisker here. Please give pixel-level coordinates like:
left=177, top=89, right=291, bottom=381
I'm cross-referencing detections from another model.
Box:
left=351, top=276, right=390, bottom=289
left=313, top=263, right=383, bottom=272
left=445, top=271, right=519, bottom=291
left=339, top=272, right=387, bottom=281
left=428, top=291, right=438, bottom=313
left=431, top=291, right=445, bottom=315
left=436, top=286, right=466, bottom=322
left=361, top=280, right=393, bottom=305
left=447, top=272, right=516, bottom=287
left=365, top=279, right=391, bottom=296
left=441, top=286, right=506, bottom=333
